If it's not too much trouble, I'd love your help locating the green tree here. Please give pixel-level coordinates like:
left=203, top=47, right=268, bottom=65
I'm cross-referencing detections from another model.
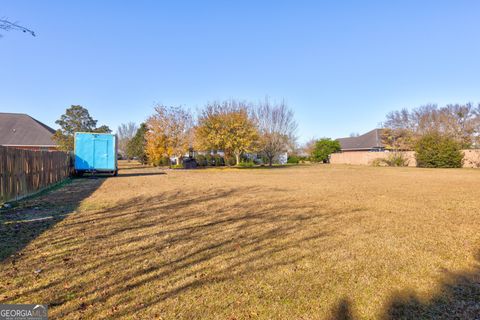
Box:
left=311, top=138, right=341, bottom=163
left=415, top=132, right=464, bottom=168
left=126, top=123, right=148, bottom=164
left=53, top=105, right=111, bottom=151
left=94, top=125, right=112, bottom=134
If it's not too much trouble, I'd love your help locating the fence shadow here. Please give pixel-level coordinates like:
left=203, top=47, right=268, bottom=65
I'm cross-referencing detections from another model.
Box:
left=0, top=177, right=105, bottom=262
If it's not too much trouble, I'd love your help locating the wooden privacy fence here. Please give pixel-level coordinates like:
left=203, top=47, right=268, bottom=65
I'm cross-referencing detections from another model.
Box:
left=0, top=146, right=72, bottom=203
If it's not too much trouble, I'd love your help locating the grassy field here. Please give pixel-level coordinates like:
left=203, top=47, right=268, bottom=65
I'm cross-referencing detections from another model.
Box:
left=1, top=162, right=480, bottom=319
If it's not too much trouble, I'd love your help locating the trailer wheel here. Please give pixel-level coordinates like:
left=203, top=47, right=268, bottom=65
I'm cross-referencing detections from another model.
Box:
left=113, top=170, right=118, bottom=177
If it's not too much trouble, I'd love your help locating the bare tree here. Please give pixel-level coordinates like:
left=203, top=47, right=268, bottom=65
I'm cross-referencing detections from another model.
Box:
left=301, top=138, right=317, bottom=157
left=117, top=122, right=138, bottom=158
left=255, top=98, right=297, bottom=166
left=382, top=108, right=417, bottom=151
left=0, top=18, right=35, bottom=37
left=382, top=103, right=480, bottom=149
left=439, top=103, right=478, bottom=147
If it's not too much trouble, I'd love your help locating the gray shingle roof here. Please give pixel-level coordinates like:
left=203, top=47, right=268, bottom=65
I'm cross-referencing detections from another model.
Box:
left=337, top=129, right=384, bottom=151
left=0, top=113, right=57, bottom=146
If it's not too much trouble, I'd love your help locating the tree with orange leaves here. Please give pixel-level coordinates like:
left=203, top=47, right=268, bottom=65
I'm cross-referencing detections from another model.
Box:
left=146, top=105, right=193, bottom=166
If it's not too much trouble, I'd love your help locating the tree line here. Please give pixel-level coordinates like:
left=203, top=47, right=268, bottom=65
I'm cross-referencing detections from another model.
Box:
left=142, top=99, right=298, bottom=166
left=382, top=103, right=480, bottom=167
left=382, top=103, right=480, bottom=149
left=54, top=102, right=479, bottom=169
left=52, top=100, right=299, bottom=167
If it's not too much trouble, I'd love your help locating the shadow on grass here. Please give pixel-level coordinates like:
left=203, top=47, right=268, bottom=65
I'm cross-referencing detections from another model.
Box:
left=331, top=254, right=480, bottom=319
left=78, top=188, right=339, bottom=318
left=383, top=258, right=480, bottom=319
left=235, top=164, right=298, bottom=170
left=332, top=298, right=356, bottom=320
left=0, top=177, right=105, bottom=262
left=0, top=185, right=359, bottom=318
left=116, top=164, right=151, bottom=170
left=5, top=178, right=478, bottom=319
left=117, top=172, right=166, bottom=177
left=195, top=164, right=304, bottom=170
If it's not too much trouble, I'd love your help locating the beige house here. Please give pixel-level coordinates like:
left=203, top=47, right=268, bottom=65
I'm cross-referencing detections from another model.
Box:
left=331, top=128, right=480, bottom=167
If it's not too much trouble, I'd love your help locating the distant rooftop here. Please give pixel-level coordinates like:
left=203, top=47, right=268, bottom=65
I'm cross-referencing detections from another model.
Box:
left=337, top=129, right=384, bottom=151
left=0, top=113, right=57, bottom=146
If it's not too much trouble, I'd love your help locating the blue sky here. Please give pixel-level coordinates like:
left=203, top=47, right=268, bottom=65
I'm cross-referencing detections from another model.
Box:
left=2, top=1, right=480, bottom=143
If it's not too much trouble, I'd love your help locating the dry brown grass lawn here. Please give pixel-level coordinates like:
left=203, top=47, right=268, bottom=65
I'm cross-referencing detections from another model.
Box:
left=1, top=162, right=480, bottom=319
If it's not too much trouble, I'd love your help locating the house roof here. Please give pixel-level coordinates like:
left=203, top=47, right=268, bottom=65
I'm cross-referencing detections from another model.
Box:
left=337, top=129, right=384, bottom=151
left=0, top=113, right=57, bottom=146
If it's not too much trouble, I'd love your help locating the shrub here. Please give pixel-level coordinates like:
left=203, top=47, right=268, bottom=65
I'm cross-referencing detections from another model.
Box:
left=195, top=154, right=208, bottom=166
left=151, top=158, right=160, bottom=167
left=298, top=156, right=309, bottom=163
left=193, top=154, right=226, bottom=166
left=160, top=157, right=171, bottom=166
left=387, top=152, right=409, bottom=167
left=371, top=158, right=386, bottom=167
left=212, top=154, right=225, bottom=166
left=372, top=152, right=409, bottom=167
left=415, top=132, right=464, bottom=168
left=287, top=155, right=300, bottom=164
left=258, top=155, right=269, bottom=165
left=225, top=157, right=237, bottom=166
left=205, top=154, right=213, bottom=166
left=238, top=160, right=255, bottom=168
left=151, top=156, right=171, bottom=167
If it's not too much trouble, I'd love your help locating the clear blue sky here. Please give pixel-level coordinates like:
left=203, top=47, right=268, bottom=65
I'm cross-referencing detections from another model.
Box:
left=2, top=1, right=480, bottom=143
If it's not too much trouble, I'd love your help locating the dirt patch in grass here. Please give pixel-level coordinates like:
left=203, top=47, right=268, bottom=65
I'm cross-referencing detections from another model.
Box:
left=1, top=164, right=479, bottom=319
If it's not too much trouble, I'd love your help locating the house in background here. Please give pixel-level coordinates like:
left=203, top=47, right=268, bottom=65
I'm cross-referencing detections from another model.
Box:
left=0, top=113, right=58, bottom=151
left=337, top=129, right=385, bottom=152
